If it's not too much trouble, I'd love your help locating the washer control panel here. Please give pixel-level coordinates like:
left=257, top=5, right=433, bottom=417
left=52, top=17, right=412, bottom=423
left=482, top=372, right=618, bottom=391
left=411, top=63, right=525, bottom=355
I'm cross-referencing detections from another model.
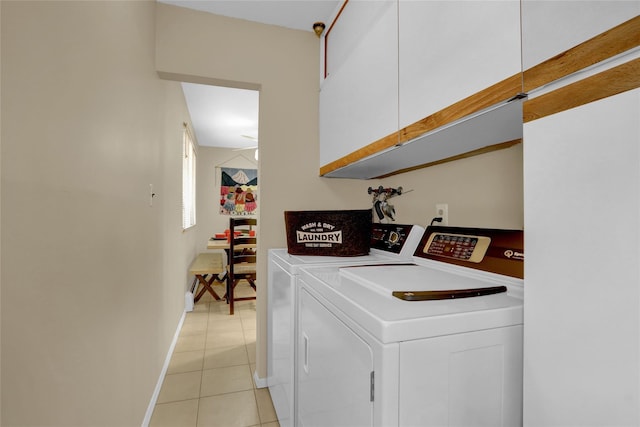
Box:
left=371, top=224, right=417, bottom=254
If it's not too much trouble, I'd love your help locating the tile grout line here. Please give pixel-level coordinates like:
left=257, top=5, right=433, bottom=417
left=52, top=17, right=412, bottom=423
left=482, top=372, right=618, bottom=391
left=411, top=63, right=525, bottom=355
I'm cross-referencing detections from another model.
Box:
left=182, top=297, right=262, bottom=426
left=194, top=300, right=212, bottom=426
left=241, top=306, right=265, bottom=424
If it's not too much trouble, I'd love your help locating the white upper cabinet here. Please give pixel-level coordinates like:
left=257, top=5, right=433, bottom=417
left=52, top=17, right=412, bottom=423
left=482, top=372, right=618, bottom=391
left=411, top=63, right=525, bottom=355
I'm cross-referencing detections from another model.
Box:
left=398, top=0, right=522, bottom=130
left=319, top=0, right=398, bottom=168
left=319, top=0, right=526, bottom=178
left=522, top=0, right=639, bottom=72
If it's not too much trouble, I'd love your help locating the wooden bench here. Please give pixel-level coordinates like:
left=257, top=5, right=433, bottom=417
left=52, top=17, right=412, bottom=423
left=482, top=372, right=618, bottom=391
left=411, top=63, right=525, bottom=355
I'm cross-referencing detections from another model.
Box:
left=189, top=252, right=226, bottom=303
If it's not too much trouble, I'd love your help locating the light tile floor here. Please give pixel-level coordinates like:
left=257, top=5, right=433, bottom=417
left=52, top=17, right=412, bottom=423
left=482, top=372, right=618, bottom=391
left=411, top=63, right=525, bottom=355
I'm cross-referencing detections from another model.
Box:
left=150, top=283, right=279, bottom=427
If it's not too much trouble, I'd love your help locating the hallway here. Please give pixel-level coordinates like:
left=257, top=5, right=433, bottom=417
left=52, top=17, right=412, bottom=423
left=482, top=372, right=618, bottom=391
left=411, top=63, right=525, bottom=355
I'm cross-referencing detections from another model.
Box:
left=150, top=284, right=277, bottom=426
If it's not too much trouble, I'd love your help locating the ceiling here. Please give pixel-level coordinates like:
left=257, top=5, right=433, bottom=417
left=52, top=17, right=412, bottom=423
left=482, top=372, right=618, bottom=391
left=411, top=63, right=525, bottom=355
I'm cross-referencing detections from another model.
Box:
left=159, top=0, right=341, bottom=150
left=181, top=83, right=260, bottom=150
left=159, top=0, right=340, bottom=33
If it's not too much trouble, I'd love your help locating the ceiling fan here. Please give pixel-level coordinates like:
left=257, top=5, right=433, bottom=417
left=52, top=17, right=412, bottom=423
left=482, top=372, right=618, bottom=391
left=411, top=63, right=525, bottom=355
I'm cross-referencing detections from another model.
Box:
left=234, top=135, right=259, bottom=160
left=233, top=134, right=258, bottom=151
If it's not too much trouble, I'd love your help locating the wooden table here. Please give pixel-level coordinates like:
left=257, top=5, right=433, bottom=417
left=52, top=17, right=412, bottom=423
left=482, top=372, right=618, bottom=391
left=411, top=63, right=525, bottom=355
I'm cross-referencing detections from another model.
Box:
left=207, top=238, right=256, bottom=251
left=207, top=238, right=231, bottom=250
left=206, top=237, right=257, bottom=279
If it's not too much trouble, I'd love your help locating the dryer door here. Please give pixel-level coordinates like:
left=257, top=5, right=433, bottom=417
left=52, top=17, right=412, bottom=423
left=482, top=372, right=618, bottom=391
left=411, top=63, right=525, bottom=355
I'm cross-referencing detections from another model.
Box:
left=297, top=287, right=374, bottom=426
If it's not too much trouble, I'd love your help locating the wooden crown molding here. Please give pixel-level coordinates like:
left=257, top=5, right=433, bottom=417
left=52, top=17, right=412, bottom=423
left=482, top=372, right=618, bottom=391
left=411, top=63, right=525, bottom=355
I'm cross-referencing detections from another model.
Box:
left=523, top=15, right=640, bottom=93
left=524, top=58, right=640, bottom=123
left=524, top=15, right=640, bottom=122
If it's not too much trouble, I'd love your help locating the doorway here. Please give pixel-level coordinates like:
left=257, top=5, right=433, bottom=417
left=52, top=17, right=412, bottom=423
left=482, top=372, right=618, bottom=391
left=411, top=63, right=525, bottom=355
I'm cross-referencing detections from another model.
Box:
left=180, top=82, right=260, bottom=249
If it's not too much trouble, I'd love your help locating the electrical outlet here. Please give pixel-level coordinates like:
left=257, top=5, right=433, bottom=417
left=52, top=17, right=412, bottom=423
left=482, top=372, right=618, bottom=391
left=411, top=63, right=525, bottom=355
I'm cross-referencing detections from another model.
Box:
left=436, top=203, right=448, bottom=226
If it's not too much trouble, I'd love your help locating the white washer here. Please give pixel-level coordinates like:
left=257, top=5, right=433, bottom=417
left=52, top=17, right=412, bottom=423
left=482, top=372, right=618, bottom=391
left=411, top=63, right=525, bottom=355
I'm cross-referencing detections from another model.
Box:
left=268, top=223, right=425, bottom=427
left=296, top=226, right=525, bottom=427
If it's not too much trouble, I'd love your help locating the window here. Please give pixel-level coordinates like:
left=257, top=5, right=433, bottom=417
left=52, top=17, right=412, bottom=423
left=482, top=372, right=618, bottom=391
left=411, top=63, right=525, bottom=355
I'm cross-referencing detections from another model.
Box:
left=182, top=123, right=197, bottom=230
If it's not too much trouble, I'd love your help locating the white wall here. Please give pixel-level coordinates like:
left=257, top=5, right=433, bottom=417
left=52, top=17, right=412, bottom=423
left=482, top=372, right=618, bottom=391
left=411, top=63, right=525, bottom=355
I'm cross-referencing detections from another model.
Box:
left=523, top=88, right=640, bottom=426
left=1, top=1, right=198, bottom=424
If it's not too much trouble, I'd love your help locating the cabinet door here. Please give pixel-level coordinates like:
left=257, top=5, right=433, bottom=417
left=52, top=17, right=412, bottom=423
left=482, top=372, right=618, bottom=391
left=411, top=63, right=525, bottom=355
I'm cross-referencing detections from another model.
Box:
left=522, top=0, right=639, bottom=71
left=319, top=0, right=398, bottom=167
left=399, top=325, right=523, bottom=426
left=297, top=287, right=373, bottom=426
left=398, top=0, right=521, bottom=130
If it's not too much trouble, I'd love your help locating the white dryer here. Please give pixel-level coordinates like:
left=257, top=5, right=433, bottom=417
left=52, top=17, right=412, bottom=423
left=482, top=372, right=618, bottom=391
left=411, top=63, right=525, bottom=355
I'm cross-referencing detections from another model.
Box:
left=267, top=223, right=425, bottom=427
left=296, top=226, right=525, bottom=427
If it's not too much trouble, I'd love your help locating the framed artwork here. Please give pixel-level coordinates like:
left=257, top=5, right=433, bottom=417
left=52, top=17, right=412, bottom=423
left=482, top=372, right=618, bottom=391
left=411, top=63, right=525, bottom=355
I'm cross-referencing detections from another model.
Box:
left=219, top=167, right=258, bottom=216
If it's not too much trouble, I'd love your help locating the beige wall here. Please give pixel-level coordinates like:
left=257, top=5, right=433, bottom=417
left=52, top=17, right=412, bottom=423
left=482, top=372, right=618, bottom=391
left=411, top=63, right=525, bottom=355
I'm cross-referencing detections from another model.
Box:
left=1, top=1, right=198, bottom=424
left=381, top=144, right=524, bottom=229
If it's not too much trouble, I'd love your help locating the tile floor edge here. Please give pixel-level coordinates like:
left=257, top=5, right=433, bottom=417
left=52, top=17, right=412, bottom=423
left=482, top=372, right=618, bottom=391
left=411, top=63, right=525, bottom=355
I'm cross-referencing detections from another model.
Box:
left=141, top=310, right=187, bottom=427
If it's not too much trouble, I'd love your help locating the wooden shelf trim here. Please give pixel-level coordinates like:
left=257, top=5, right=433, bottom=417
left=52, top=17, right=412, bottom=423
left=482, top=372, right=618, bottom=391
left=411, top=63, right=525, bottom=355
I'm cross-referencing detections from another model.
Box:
left=524, top=57, right=640, bottom=123
left=399, top=74, right=522, bottom=145
left=523, top=15, right=640, bottom=93
left=319, top=131, right=399, bottom=177
left=319, top=73, right=522, bottom=176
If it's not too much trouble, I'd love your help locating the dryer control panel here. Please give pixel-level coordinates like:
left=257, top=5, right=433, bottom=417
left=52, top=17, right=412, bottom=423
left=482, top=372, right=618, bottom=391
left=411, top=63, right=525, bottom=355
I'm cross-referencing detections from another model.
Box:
left=415, top=226, right=524, bottom=279
left=424, top=233, right=491, bottom=263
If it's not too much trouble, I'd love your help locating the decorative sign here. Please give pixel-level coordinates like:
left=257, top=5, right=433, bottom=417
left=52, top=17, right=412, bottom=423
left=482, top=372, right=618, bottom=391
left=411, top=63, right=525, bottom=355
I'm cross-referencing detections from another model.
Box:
left=295, top=221, right=343, bottom=247
left=219, top=167, right=258, bottom=216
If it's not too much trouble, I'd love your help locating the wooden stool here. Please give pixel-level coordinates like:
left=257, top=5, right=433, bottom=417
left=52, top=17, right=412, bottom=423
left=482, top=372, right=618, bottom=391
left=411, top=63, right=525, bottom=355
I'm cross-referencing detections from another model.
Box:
left=189, top=253, right=225, bottom=302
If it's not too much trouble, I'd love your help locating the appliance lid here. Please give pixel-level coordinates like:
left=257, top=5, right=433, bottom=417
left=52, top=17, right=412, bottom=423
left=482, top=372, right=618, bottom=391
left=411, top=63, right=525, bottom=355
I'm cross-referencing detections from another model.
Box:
left=340, top=264, right=514, bottom=299
left=300, top=265, right=523, bottom=343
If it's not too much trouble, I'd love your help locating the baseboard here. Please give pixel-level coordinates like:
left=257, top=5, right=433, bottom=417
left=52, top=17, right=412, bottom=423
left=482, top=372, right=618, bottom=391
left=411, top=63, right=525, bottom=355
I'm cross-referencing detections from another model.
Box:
left=185, top=291, right=194, bottom=312
left=253, top=370, right=268, bottom=389
left=141, top=311, right=186, bottom=427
